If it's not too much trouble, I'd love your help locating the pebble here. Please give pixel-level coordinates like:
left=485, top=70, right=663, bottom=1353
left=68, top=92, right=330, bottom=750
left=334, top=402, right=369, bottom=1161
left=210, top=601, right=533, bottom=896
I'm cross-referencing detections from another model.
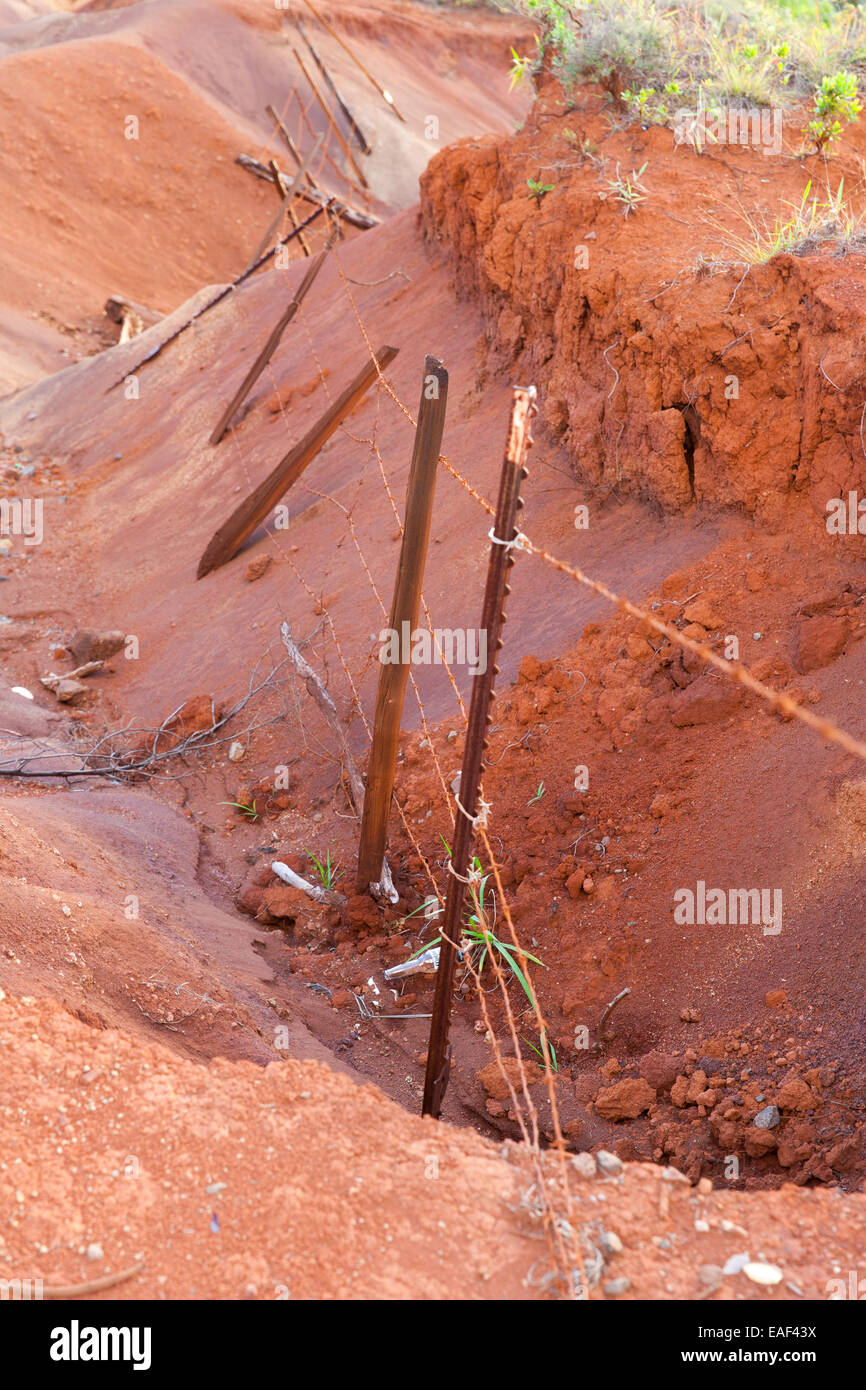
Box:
left=699, top=1264, right=723, bottom=1286
left=754, top=1104, right=780, bottom=1129
left=228, top=741, right=245, bottom=762
left=205, top=1182, right=227, bottom=1196
left=86, top=1243, right=104, bottom=1262
left=744, top=1261, right=783, bottom=1286
left=600, top=1230, right=623, bottom=1255
left=572, top=1152, right=596, bottom=1179
left=723, top=1252, right=751, bottom=1276
left=603, top=1277, right=631, bottom=1297
left=596, top=1150, right=624, bottom=1176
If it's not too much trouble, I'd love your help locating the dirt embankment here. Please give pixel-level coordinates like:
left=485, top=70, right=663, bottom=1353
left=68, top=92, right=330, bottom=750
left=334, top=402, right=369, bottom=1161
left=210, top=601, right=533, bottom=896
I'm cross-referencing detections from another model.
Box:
left=420, top=70, right=866, bottom=528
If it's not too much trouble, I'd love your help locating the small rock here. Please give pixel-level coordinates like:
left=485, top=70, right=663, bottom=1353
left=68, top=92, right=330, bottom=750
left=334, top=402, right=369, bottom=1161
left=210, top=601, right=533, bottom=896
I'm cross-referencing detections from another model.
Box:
left=85, top=1243, right=104, bottom=1262
left=754, top=1104, right=780, bottom=1129
left=723, top=1252, right=751, bottom=1276
left=603, top=1277, right=631, bottom=1297
left=638, top=1050, right=681, bottom=1092
left=596, top=1077, right=655, bottom=1121
left=228, top=741, right=245, bottom=762
left=245, top=555, right=272, bottom=583
left=54, top=678, right=87, bottom=703
left=743, top=1261, right=783, bottom=1286
left=571, top=1152, right=597, bottom=1179
left=476, top=1057, right=525, bottom=1102
left=205, top=1182, right=227, bottom=1196
left=699, top=1264, right=723, bottom=1287
left=765, top=989, right=787, bottom=1009
left=793, top=613, right=850, bottom=674
left=600, top=1230, right=623, bottom=1255
left=67, top=629, right=126, bottom=664
left=596, top=1150, right=624, bottom=1176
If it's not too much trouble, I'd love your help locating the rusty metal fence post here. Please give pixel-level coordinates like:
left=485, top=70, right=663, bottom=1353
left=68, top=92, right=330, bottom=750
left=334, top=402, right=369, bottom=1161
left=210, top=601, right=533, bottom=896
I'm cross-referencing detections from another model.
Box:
left=422, top=384, right=536, bottom=1118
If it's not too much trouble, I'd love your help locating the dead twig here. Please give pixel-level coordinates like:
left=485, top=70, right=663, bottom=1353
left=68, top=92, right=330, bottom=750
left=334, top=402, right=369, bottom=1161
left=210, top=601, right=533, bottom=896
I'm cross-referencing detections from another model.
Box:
left=279, top=622, right=397, bottom=903
left=43, top=1262, right=145, bottom=1299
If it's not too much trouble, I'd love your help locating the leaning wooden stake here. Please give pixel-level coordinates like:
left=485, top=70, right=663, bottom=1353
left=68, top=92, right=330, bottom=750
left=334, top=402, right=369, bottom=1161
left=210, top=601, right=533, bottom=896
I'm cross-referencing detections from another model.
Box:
left=246, top=132, right=323, bottom=270
left=297, top=19, right=372, bottom=154
left=421, top=385, right=536, bottom=1120
left=209, top=230, right=337, bottom=445
left=266, top=105, right=324, bottom=192
left=105, top=201, right=331, bottom=392
left=356, top=356, right=449, bottom=899
left=271, top=160, right=311, bottom=257
left=292, top=48, right=369, bottom=191
left=300, top=0, right=406, bottom=122
left=197, top=344, right=399, bottom=577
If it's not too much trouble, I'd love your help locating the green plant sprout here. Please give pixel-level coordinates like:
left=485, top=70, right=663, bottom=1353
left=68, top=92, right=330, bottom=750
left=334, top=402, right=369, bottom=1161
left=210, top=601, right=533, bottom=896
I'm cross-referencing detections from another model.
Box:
left=527, top=177, right=555, bottom=205
left=527, top=781, right=546, bottom=804
left=305, top=849, right=343, bottom=890
left=603, top=162, right=648, bottom=215
left=522, top=1033, right=559, bottom=1073
left=219, top=799, right=259, bottom=821
left=412, top=858, right=545, bottom=1008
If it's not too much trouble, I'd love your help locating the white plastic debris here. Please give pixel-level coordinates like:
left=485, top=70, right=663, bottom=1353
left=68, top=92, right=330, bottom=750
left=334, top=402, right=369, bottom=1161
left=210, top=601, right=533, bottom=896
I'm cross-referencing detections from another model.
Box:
left=384, top=947, right=440, bottom=981
left=10, top=686, right=33, bottom=700
left=743, top=1262, right=783, bottom=1286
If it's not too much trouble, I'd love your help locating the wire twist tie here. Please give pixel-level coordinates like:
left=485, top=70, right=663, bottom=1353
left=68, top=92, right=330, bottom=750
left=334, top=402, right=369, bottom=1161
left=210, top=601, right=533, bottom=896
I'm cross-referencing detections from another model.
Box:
left=455, top=794, right=491, bottom=829
left=488, top=527, right=530, bottom=553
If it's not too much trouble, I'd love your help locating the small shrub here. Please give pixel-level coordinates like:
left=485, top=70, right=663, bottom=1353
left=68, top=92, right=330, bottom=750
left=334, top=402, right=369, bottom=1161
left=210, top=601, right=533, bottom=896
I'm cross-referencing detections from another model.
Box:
left=806, top=70, right=862, bottom=149
left=527, top=176, right=555, bottom=204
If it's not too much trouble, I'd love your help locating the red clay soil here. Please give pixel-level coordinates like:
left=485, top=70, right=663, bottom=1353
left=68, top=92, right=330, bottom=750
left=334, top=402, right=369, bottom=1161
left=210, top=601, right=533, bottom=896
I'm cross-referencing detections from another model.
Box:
left=1, top=0, right=866, bottom=1300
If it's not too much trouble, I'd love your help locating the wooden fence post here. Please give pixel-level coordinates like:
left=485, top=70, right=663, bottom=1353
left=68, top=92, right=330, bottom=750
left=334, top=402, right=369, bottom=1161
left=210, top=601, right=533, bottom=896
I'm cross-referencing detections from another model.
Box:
left=355, top=356, right=449, bottom=895
left=197, top=344, right=399, bottom=577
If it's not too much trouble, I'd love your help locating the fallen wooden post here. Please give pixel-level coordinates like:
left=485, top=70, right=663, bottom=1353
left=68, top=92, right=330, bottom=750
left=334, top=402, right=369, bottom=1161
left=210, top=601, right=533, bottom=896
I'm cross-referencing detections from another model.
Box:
left=210, top=231, right=337, bottom=446
left=237, top=154, right=378, bottom=229
left=297, top=18, right=372, bottom=154
left=292, top=48, right=369, bottom=191
left=197, top=343, right=399, bottom=577
left=246, top=132, right=323, bottom=270
left=356, top=355, right=449, bottom=897
left=300, top=0, right=407, bottom=122
left=105, top=201, right=331, bottom=392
